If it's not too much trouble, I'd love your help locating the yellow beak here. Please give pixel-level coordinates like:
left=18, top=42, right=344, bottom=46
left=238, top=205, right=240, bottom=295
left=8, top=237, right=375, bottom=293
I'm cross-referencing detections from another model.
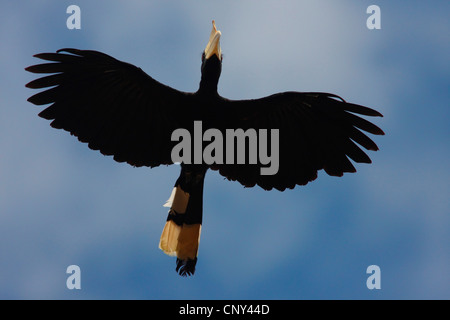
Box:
left=204, top=20, right=222, bottom=60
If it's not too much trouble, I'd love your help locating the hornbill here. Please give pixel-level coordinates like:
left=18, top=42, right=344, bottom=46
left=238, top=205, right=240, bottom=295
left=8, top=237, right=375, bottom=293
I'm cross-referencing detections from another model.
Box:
left=25, top=21, right=384, bottom=276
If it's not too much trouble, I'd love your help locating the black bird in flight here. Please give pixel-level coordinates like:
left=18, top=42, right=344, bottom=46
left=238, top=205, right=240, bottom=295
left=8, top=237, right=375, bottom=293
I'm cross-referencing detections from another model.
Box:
left=26, top=21, right=384, bottom=276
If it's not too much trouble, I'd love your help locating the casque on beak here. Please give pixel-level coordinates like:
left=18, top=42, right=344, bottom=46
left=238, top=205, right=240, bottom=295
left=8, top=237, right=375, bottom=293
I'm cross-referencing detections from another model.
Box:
left=204, top=20, right=222, bottom=60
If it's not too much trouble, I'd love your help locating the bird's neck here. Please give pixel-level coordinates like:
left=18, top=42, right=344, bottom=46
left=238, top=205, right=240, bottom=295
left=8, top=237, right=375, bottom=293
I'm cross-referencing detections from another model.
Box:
left=198, top=77, right=219, bottom=95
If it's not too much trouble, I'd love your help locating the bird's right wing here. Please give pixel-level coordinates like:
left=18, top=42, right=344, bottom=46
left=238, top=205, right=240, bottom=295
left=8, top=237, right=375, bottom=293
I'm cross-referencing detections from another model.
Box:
left=26, top=48, right=194, bottom=168
left=211, top=92, right=384, bottom=191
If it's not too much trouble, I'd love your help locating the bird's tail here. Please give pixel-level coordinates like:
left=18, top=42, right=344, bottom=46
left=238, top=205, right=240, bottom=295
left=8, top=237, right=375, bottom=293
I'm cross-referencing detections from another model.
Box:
left=159, top=165, right=207, bottom=276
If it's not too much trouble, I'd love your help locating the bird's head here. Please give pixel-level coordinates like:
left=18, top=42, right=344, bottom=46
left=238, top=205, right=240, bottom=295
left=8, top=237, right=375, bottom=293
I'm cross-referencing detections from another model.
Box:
left=199, top=20, right=222, bottom=94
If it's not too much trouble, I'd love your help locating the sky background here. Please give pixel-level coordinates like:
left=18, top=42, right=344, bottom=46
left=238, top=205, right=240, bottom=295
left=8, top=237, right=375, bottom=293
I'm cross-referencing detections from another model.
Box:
left=0, top=1, right=449, bottom=299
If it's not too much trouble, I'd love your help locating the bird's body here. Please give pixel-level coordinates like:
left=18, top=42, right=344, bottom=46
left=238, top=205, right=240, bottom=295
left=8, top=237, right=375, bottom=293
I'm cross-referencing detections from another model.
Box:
left=26, top=21, right=384, bottom=276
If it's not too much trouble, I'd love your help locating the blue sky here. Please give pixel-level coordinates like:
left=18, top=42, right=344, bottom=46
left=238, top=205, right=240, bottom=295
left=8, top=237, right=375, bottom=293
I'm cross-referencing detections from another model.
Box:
left=0, top=1, right=449, bottom=299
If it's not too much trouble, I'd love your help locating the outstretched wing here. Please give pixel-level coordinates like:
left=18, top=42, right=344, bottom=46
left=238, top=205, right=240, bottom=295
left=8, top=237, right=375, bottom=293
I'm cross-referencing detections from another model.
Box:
left=211, top=92, right=384, bottom=191
left=26, top=48, right=193, bottom=168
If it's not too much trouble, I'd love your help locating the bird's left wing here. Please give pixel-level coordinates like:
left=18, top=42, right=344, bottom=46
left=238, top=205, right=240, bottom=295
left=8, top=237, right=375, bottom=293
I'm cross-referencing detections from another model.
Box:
left=211, top=92, right=384, bottom=191
left=26, top=48, right=193, bottom=168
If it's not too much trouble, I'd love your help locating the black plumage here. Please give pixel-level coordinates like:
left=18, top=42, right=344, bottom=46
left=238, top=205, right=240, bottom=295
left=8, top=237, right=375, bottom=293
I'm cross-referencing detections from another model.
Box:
left=26, top=21, right=384, bottom=276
